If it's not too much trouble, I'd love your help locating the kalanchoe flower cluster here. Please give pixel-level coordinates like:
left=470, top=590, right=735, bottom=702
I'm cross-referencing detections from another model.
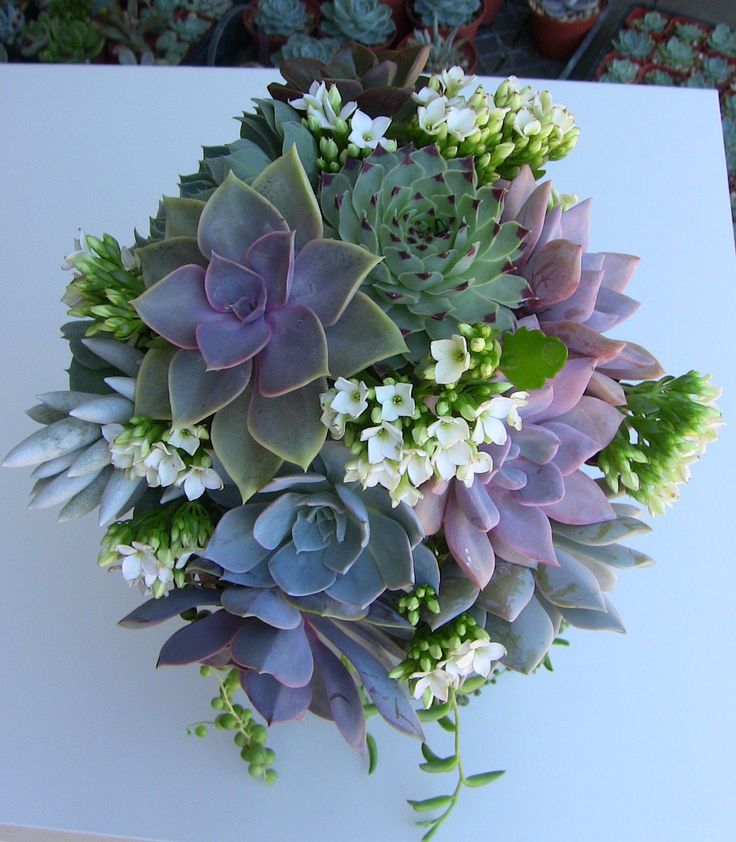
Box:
left=598, top=372, right=722, bottom=515
left=390, top=613, right=505, bottom=706
left=63, top=231, right=147, bottom=342
left=98, top=502, right=214, bottom=597
left=102, top=416, right=223, bottom=502
left=410, top=70, right=579, bottom=185
left=290, top=80, right=396, bottom=172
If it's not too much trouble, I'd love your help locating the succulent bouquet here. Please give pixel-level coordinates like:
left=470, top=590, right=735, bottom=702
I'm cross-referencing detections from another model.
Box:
left=3, top=45, right=722, bottom=838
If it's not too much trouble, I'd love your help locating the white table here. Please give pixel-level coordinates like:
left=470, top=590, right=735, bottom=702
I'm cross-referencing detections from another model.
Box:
left=1, top=66, right=734, bottom=842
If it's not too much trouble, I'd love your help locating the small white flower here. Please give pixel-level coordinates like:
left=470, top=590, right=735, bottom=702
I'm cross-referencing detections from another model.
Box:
left=143, top=443, right=186, bottom=488
left=410, top=667, right=456, bottom=706
left=430, top=335, right=471, bottom=384
left=412, top=85, right=442, bottom=106
left=165, top=425, right=205, bottom=456
left=427, top=416, right=470, bottom=448
left=374, top=382, right=415, bottom=422
left=433, top=440, right=474, bottom=481
left=439, top=66, right=479, bottom=100
left=471, top=392, right=527, bottom=445
left=291, top=81, right=357, bottom=130
left=400, top=448, right=433, bottom=487
left=390, top=474, right=423, bottom=507
left=117, top=541, right=174, bottom=596
left=175, top=461, right=224, bottom=500
left=456, top=449, right=493, bottom=487
left=120, top=245, right=140, bottom=271
left=62, top=229, right=92, bottom=271
left=417, top=95, right=449, bottom=136
left=348, top=109, right=392, bottom=151
left=445, top=106, right=478, bottom=141
left=330, top=377, right=369, bottom=418
left=319, top=388, right=348, bottom=439
left=444, top=639, right=506, bottom=682
left=514, top=108, right=542, bottom=136
left=550, top=105, right=575, bottom=133
left=360, top=421, right=404, bottom=464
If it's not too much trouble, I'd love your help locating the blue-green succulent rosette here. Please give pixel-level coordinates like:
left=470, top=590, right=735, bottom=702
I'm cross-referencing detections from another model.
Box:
left=3, top=46, right=722, bottom=835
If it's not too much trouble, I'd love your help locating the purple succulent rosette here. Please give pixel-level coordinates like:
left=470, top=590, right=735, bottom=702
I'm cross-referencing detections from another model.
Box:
left=3, top=56, right=721, bottom=836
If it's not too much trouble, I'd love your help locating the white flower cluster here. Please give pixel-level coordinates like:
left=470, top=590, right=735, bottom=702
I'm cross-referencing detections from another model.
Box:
left=320, top=369, right=527, bottom=507
left=410, top=638, right=507, bottom=707
left=291, top=81, right=393, bottom=152
left=413, top=67, right=487, bottom=142
left=62, top=228, right=139, bottom=273
left=102, top=423, right=223, bottom=501
left=114, top=541, right=187, bottom=597
left=413, top=68, right=576, bottom=143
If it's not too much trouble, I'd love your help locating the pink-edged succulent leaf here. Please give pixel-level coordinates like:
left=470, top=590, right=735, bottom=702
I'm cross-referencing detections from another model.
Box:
left=221, top=587, right=302, bottom=629
left=558, top=595, right=625, bottom=633
left=414, top=478, right=449, bottom=535
left=489, top=487, right=559, bottom=567
left=516, top=181, right=553, bottom=267
left=444, top=489, right=496, bottom=588
left=529, top=358, right=595, bottom=424
left=454, top=479, right=500, bottom=532
left=246, top=231, right=295, bottom=309
left=500, top=165, right=536, bottom=223
left=196, top=313, right=272, bottom=371
left=169, top=349, right=251, bottom=426
left=324, top=292, right=408, bottom=376
left=157, top=609, right=242, bottom=666
left=204, top=503, right=271, bottom=573
left=211, top=388, right=282, bottom=502
left=290, top=239, right=381, bottom=327
left=599, top=252, right=640, bottom=292
left=542, top=471, right=615, bottom=525
left=257, top=305, right=328, bottom=397
left=542, top=320, right=626, bottom=365
left=132, top=264, right=215, bottom=349
left=586, top=371, right=626, bottom=405
left=198, top=172, right=288, bottom=263
left=541, top=267, right=603, bottom=322
left=526, top=239, right=582, bottom=308
left=119, top=587, right=222, bottom=628
left=248, top=376, right=327, bottom=469
left=560, top=198, right=591, bottom=250
left=513, top=461, right=565, bottom=506
left=251, top=145, right=322, bottom=251
left=598, top=340, right=665, bottom=380
left=242, top=670, right=312, bottom=724
left=584, top=286, right=640, bottom=333
left=204, top=252, right=267, bottom=313
left=555, top=396, right=624, bottom=450
left=485, top=595, right=556, bottom=674
left=545, top=421, right=599, bottom=475
left=512, top=424, right=560, bottom=464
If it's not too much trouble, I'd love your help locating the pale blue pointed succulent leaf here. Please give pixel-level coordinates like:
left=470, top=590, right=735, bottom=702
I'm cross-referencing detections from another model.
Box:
left=254, top=492, right=309, bottom=550
left=285, top=592, right=368, bottom=620
left=105, top=377, right=136, bottom=401
left=534, top=548, right=606, bottom=611
left=412, top=543, right=440, bottom=592
left=81, top=337, right=144, bottom=377
left=270, top=543, right=339, bottom=595
left=70, top=395, right=134, bottom=425
left=428, top=571, right=480, bottom=630
left=29, top=468, right=104, bottom=510
left=31, top=450, right=79, bottom=479
left=67, top=439, right=112, bottom=477
left=3, top=417, right=100, bottom=468
left=555, top=535, right=655, bottom=569
left=558, top=595, right=626, bottom=633
left=476, top=561, right=535, bottom=623
left=58, top=467, right=113, bottom=521
left=552, top=516, right=651, bottom=546
left=98, top=471, right=146, bottom=526
left=221, top=587, right=303, bottom=629
left=204, top=504, right=271, bottom=573
left=484, top=595, right=556, bottom=674
left=231, top=618, right=314, bottom=688
left=242, top=670, right=312, bottom=724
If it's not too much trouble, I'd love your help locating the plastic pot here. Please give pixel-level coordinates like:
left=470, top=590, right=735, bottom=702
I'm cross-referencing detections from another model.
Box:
left=529, top=3, right=602, bottom=62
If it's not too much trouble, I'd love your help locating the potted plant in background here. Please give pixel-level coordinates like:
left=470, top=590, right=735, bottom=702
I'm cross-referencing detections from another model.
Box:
left=320, top=0, right=396, bottom=50
left=399, top=19, right=477, bottom=73
left=272, top=31, right=340, bottom=63
left=0, top=0, right=27, bottom=61
left=527, top=0, right=602, bottom=61
left=409, top=0, right=483, bottom=43
left=244, top=0, right=317, bottom=60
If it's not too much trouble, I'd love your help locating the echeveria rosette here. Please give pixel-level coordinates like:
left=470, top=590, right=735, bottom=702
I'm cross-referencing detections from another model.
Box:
left=120, top=581, right=424, bottom=752
left=1, top=337, right=146, bottom=525
left=415, top=358, right=624, bottom=589
left=320, top=145, right=527, bottom=338
left=502, top=166, right=664, bottom=398
left=203, top=442, right=437, bottom=610
left=132, top=147, right=407, bottom=486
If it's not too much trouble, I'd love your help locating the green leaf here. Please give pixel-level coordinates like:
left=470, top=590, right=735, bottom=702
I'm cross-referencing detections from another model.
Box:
left=252, top=145, right=322, bottom=251
left=134, top=348, right=175, bottom=419
left=163, top=197, right=205, bottom=239
left=169, top=350, right=251, bottom=427
left=421, top=822, right=444, bottom=841
left=417, top=702, right=451, bottom=722
left=458, top=675, right=487, bottom=694
left=367, top=733, right=378, bottom=775
left=136, top=236, right=207, bottom=288
left=463, top=770, right=506, bottom=788
left=437, top=716, right=456, bottom=733
left=211, top=388, right=282, bottom=502
left=407, top=795, right=453, bottom=813
left=421, top=743, right=440, bottom=762
left=420, top=755, right=458, bottom=774
left=499, top=327, right=568, bottom=390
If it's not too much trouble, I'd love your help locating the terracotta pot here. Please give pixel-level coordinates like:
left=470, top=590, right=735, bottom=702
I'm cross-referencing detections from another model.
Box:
left=406, top=0, right=485, bottom=43
left=624, top=7, right=670, bottom=42
left=243, top=0, right=319, bottom=60
left=528, top=3, right=602, bottom=62
left=381, top=0, right=411, bottom=41
left=638, top=62, right=687, bottom=86
left=397, top=31, right=478, bottom=72
left=480, top=0, right=503, bottom=27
